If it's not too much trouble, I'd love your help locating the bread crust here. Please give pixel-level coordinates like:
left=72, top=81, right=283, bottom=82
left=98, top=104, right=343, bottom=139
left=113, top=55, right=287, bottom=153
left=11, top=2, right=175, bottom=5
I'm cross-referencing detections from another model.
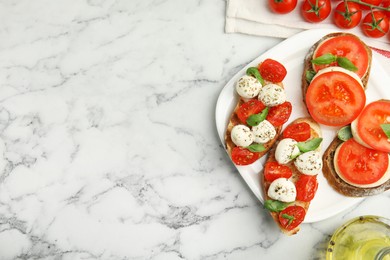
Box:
left=323, top=137, right=390, bottom=197
left=301, top=32, right=372, bottom=108
left=262, top=117, right=321, bottom=235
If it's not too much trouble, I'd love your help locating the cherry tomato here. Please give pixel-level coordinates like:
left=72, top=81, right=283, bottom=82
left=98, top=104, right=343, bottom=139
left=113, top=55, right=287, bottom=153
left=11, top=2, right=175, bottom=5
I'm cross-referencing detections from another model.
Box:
left=312, top=34, right=370, bottom=78
left=306, top=71, right=366, bottom=126
left=278, top=206, right=306, bottom=231
left=362, top=11, right=389, bottom=38
left=296, top=175, right=318, bottom=202
left=266, top=101, right=292, bottom=127
left=269, top=0, right=298, bottom=14
left=236, top=99, right=266, bottom=124
left=264, top=161, right=293, bottom=182
left=282, top=122, right=311, bottom=142
left=359, top=0, right=382, bottom=10
left=301, top=0, right=332, bottom=23
left=231, top=147, right=260, bottom=166
left=336, top=139, right=389, bottom=185
left=333, top=2, right=362, bottom=29
left=355, top=100, right=390, bottom=153
left=258, top=59, right=287, bottom=83
left=382, top=0, right=390, bottom=19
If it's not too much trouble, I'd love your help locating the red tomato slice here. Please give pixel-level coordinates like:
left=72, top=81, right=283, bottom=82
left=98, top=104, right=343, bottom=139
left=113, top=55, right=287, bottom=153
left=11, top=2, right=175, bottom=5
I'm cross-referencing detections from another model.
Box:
left=356, top=100, right=390, bottom=153
left=336, top=139, right=389, bottom=185
left=236, top=99, right=266, bottom=124
left=264, top=161, right=293, bottom=182
left=282, top=122, right=311, bottom=142
left=266, top=101, right=292, bottom=127
left=296, top=175, right=318, bottom=202
left=312, top=35, right=369, bottom=78
left=258, top=59, right=287, bottom=83
left=306, top=71, right=366, bottom=126
left=278, top=206, right=306, bottom=231
left=231, top=147, right=260, bottom=166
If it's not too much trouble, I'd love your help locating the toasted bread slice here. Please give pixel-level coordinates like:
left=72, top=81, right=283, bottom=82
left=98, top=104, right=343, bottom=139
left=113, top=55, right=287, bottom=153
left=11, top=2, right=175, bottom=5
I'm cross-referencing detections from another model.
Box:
left=262, top=117, right=322, bottom=235
left=301, top=32, right=372, bottom=107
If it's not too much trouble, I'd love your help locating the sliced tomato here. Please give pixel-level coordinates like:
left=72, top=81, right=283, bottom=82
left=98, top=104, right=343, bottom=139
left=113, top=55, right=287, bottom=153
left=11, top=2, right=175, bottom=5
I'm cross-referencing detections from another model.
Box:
left=336, top=139, right=389, bottom=185
left=278, top=206, right=306, bottom=231
left=282, top=122, right=311, bottom=142
left=296, top=175, right=318, bottom=202
left=231, top=147, right=260, bottom=166
left=356, top=100, right=390, bottom=153
left=306, top=71, right=366, bottom=126
left=258, top=59, right=287, bottom=83
left=264, top=161, right=293, bottom=182
left=266, top=101, right=292, bottom=127
left=236, top=99, right=266, bottom=124
left=312, top=34, right=369, bottom=78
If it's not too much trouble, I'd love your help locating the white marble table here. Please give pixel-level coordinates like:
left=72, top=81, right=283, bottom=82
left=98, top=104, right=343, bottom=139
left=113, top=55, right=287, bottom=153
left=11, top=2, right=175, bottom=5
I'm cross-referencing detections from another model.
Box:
left=1, top=1, right=390, bottom=259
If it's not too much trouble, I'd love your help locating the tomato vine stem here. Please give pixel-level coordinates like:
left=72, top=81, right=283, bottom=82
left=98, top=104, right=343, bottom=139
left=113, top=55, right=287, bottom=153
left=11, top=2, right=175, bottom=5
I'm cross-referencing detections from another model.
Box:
left=344, top=0, right=390, bottom=12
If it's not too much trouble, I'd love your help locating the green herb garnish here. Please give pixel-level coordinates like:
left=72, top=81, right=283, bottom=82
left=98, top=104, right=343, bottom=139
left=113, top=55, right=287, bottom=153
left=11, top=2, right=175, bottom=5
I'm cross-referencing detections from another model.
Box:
left=311, top=53, right=358, bottom=72
left=246, top=67, right=265, bottom=86
left=281, top=213, right=295, bottom=227
left=381, top=124, right=390, bottom=139
left=306, top=70, right=316, bottom=83
left=247, top=143, right=266, bottom=153
left=246, top=107, right=269, bottom=127
left=264, top=200, right=290, bottom=212
left=297, top=137, right=323, bottom=153
left=338, top=125, right=353, bottom=141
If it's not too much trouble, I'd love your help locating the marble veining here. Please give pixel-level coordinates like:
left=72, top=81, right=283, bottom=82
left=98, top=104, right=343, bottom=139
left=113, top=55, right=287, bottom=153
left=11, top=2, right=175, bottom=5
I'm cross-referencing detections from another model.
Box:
left=0, top=0, right=390, bottom=259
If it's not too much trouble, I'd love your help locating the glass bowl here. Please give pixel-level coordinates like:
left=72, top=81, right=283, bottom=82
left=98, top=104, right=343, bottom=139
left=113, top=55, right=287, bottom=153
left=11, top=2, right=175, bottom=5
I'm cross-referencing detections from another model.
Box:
left=326, top=216, right=390, bottom=260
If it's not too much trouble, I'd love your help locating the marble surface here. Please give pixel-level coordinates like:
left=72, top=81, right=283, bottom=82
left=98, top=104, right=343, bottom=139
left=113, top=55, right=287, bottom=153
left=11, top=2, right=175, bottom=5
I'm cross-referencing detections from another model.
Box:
left=0, top=0, right=390, bottom=259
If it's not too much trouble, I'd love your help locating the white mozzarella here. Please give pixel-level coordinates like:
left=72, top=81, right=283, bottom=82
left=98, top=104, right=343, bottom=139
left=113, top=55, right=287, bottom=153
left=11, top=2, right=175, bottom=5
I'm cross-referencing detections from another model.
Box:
left=235, top=75, right=262, bottom=99
left=312, top=66, right=364, bottom=89
left=231, top=125, right=254, bottom=147
left=267, top=178, right=297, bottom=203
left=258, top=84, right=286, bottom=107
left=275, top=138, right=300, bottom=165
left=294, top=151, right=322, bottom=175
left=334, top=144, right=390, bottom=188
left=251, top=120, right=276, bottom=144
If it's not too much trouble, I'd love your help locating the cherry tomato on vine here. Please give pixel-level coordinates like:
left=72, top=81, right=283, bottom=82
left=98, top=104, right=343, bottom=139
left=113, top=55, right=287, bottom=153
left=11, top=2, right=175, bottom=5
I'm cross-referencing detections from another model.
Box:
left=359, top=0, right=383, bottom=10
left=269, top=0, right=298, bottom=14
left=301, top=0, right=332, bottom=23
left=333, top=2, right=362, bottom=29
left=362, top=11, right=389, bottom=38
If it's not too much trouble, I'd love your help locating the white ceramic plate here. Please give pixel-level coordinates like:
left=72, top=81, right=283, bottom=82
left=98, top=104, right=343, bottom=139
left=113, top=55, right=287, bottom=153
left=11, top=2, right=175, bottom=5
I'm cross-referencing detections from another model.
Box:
left=216, top=28, right=390, bottom=223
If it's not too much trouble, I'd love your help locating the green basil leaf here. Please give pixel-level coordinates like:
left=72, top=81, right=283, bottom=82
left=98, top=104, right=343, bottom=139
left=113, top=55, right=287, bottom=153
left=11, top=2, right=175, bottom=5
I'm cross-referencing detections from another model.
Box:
left=246, top=107, right=269, bottom=126
left=264, top=200, right=290, bottom=212
left=338, top=125, right=353, bottom=141
left=247, top=143, right=266, bottom=153
left=381, top=124, right=390, bottom=139
left=297, top=137, right=323, bottom=153
left=281, top=213, right=295, bottom=227
left=246, top=67, right=265, bottom=86
left=306, top=70, right=316, bottom=83
left=336, top=57, right=358, bottom=72
left=311, top=53, right=337, bottom=65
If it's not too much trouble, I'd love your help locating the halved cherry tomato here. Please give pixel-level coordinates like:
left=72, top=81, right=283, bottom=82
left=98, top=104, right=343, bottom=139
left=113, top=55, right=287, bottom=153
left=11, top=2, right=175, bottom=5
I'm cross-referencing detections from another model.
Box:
left=356, top=100, right=390, bottom=153
left=236, top=99, right=266, bottom=124
left=336, top=139, right=389, bottom=185
left=231, top=147, right=260, bottom=165
left=362, top=11, right=389, bottom=38
left=312, top=34, right=369, bottom=78
left=266, top=101, right=292, bottom=127
left=306, top=71, right=366, bottom=127
left=301, top=0, right=332, bottom=23
left=264, top=161, right=293, bottom=182
left=258, top=59, right=287, bottom=83
left=278, top=206, right=306, bottom=231
left=333, top=2, right=362, bottom=29
left=282, top=122, right=311, bottom=142
left=269, top=0, right=298, bottom=14
left=296, top=175, right=318, bottom=202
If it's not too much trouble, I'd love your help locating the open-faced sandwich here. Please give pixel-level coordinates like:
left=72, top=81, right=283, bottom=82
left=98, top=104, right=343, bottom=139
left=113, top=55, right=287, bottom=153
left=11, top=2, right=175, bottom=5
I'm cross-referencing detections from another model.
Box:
left=323, top=100, right=390, bottom=197
left=262, top=117, right=322, bottom=235
left=301, top=32, right=372, bottom=127
left=225, top=59, right=292, bottom=166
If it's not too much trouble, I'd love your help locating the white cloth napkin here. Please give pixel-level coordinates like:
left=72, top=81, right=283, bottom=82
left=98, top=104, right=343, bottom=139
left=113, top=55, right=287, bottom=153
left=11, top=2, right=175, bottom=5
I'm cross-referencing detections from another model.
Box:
left=225, top=0, right=390, bottom=51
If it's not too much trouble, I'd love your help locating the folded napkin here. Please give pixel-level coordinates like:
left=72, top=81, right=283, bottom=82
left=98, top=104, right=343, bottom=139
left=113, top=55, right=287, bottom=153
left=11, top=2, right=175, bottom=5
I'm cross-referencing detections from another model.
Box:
left=225, top=0, right=390, bottom=52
